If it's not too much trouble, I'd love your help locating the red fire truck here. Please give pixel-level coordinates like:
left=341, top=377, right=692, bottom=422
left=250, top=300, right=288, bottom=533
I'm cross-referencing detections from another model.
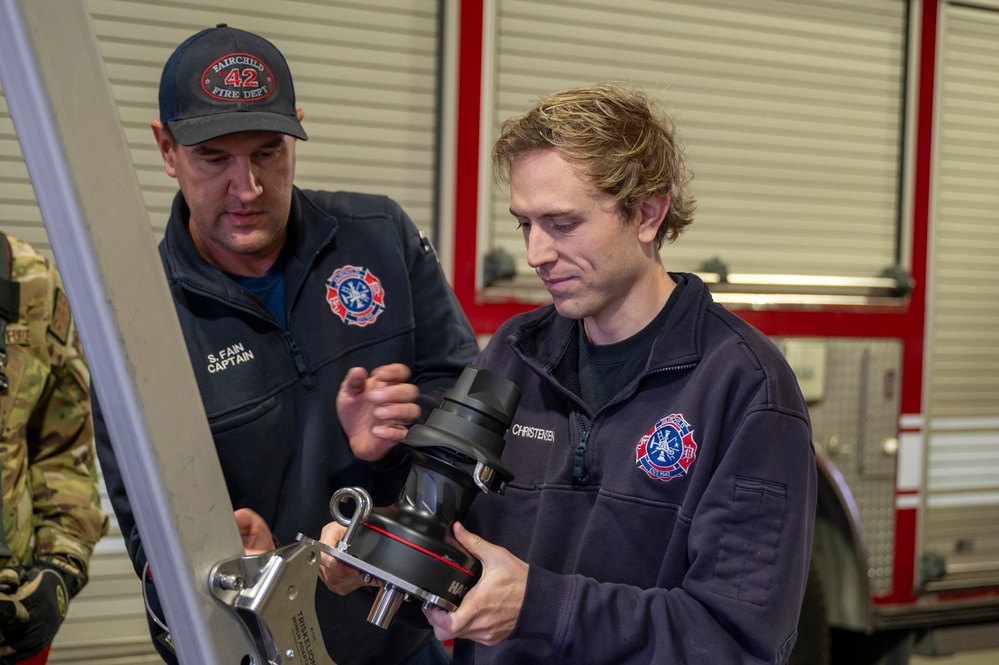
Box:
left=445, top=1, right=999, bottom=663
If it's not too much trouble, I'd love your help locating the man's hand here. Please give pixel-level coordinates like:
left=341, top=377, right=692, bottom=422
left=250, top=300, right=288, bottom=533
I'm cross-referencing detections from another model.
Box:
left=336, top=364, right=421, bottom=461
left=0, top=563, right=75, bottom=660
left=316, top=521, right=379, bottom=595
left=235, top=508, right=276, bottom=555
left=423, top=522, right=527, bottom=646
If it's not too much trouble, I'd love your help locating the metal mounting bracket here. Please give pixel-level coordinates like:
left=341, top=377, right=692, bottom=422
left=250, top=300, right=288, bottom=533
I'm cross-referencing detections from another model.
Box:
left=210, top=542, right=336, bottom=665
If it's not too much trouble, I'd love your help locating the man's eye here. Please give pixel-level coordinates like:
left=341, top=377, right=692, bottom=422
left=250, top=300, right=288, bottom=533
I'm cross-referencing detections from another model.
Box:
left=516, top=220, right=530, bottom=230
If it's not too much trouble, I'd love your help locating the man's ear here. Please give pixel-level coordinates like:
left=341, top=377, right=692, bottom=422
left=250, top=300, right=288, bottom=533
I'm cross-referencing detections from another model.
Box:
left=637, top=194, right=670, bottom=245
left=151, top=120, right=178, bottom=178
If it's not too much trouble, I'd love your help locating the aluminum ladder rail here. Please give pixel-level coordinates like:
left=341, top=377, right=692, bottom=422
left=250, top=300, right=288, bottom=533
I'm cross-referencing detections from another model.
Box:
left=0, top=2, right=332, bottom=662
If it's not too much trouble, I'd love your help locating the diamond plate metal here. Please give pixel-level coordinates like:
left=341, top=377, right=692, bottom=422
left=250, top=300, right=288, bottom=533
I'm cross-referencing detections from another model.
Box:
left=777, top=337, right=903, bottom=594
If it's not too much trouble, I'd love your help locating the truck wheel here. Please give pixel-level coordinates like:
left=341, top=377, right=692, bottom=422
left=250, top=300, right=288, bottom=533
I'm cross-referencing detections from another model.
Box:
left=790, top=561, right=830, bottom=665
left=831, top=628, right=913, bottom=665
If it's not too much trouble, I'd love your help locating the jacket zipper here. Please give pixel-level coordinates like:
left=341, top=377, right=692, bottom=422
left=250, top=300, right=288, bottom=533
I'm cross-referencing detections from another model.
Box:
left=284, top=225, right=337, bottom=329
left=177, top=283, right=317, bottom=389
left=572, top=362, right=697, bottom=483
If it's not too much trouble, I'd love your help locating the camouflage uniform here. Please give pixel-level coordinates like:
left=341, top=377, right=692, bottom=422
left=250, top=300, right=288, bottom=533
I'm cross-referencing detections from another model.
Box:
left=0, top=234, right=107, bottom=575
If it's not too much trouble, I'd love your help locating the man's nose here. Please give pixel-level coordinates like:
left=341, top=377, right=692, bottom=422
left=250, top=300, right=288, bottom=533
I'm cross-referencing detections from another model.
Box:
left=525, top=226, right=557, bottom=268
left=229, top=157, right=262, bottom=202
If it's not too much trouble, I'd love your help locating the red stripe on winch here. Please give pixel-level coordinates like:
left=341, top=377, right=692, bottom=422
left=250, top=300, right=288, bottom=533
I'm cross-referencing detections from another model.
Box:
left=362, top=523, right=475, bottom=577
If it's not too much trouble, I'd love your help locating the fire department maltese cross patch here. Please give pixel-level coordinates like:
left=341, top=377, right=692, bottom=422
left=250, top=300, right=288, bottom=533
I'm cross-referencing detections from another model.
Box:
left=326, top=265, right=385, bottom=327
left=636, top=413, right=698, bottom=482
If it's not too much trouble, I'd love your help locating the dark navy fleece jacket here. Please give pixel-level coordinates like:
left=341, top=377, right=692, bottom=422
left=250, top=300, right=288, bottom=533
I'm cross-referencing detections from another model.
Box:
left=95, top=187, right=478, bottom=665
left=457, top=272, right=816, bottom=665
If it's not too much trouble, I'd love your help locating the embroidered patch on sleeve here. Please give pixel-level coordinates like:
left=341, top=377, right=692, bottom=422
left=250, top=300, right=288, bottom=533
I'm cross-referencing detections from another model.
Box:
left=49, top=287, right=71, bottom=344
left=5, top=325, right=30, bottom=346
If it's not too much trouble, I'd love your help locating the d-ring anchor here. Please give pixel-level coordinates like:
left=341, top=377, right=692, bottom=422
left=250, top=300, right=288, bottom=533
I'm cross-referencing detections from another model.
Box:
left=329, top=486, right=373, bottom=552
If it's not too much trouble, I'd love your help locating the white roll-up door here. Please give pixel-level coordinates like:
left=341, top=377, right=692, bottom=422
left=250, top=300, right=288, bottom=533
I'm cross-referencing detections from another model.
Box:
left=1, top=1, right=441, bottom=661
left=483, top=0, right=909, bottom=282
left=2, top=0, right=441, bottom=247
left=928, top=1, right=999, bottom=420
left=919, top=1, right=999, bottom=594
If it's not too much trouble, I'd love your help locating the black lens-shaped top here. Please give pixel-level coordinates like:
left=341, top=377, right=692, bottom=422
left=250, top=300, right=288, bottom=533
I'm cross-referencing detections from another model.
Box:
left=401, top=364, right=520, bottom=482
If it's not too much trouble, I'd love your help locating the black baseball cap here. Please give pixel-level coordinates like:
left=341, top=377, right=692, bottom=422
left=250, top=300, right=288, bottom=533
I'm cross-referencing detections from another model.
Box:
left=159, top=24, right=308, bottom=146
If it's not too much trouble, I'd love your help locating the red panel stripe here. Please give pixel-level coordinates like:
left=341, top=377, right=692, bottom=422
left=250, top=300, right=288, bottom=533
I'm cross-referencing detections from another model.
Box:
left=453, top=1, right=484, bottom=311
left=453, top=1, right=537, bottom=333
left=874, top=0, right=940, bottom=607
left=878, top=507, right=918, bottom=604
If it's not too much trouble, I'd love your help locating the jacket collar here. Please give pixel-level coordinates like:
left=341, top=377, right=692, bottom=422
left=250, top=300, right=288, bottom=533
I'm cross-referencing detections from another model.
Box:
left=160, top=187, right=339, bottom=300
left=511, top=272, right=709, bottom=373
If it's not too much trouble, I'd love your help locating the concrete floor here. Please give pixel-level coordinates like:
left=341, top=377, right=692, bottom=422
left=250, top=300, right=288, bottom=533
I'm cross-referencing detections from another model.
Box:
left=911, top=649, right=999, bottom=664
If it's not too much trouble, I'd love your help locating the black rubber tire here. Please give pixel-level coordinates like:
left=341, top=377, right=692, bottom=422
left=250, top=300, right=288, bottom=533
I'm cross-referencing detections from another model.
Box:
left=790, top=559, right=831, bottom=665
left=831, top=628, right=913, bottom=665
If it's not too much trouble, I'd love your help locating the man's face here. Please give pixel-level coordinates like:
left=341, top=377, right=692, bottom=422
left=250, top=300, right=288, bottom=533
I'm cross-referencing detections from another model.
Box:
left=509, top=149, right=665, bottom=344
left=155, top=126, right=298, bottom=275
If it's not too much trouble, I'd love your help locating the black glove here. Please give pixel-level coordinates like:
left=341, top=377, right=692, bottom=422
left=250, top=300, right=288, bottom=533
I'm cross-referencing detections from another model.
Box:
left=0, top=557, right=86, bottom=662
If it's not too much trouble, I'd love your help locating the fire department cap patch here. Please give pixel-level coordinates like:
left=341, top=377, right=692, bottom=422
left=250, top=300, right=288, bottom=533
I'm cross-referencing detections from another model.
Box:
left=158, top=24, right=307, bottom=145
left=201, top=53, right=275, bottom=103
left=326, top=265, right=385, bottom=327
left=636, top=413, right=698, bottom=481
